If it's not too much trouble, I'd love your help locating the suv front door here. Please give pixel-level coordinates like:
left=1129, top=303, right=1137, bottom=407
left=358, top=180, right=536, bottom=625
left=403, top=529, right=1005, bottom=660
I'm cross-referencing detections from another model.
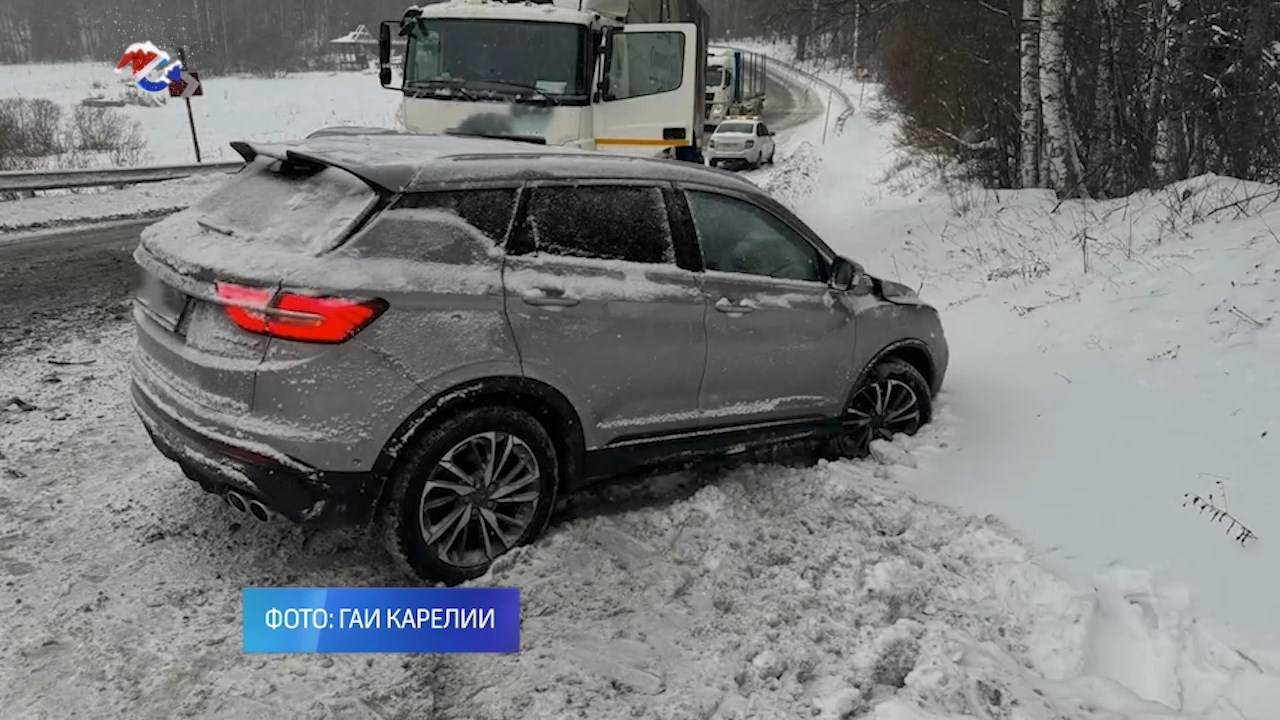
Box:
left=681, top=188, right=856, bottom=429
left=503, top=182, right=707, bottom=449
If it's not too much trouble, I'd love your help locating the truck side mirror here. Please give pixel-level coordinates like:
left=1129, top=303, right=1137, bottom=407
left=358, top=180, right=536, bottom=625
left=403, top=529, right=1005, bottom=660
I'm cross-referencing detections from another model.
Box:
left=378, top=21, right=393, bottom=88
left=596, top=27, right=620, bottom=102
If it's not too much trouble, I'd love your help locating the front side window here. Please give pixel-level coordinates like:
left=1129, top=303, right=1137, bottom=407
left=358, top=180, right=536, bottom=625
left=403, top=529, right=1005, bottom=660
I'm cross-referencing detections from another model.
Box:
left=705, top=65, right=725, bottom=89
left=686, top=191, right=824, bottom=282
left=405, top=19, right=589, bottom=100
left=607, top=32, right=686, bottom=100
left=519, top=186, right=674, bottom=264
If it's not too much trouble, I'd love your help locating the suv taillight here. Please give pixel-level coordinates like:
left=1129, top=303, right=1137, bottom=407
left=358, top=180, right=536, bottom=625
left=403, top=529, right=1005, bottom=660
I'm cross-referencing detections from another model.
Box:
left=215, top=282, right=387, bottom=344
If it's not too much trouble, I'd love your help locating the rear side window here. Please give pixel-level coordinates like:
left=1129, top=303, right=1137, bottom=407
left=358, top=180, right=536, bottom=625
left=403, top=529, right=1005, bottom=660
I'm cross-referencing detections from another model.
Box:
left=395, top=189, right=517, bottom=243
left=192, top=157, right=377, bottom=254
left=518, top=186, right=674, bottom=264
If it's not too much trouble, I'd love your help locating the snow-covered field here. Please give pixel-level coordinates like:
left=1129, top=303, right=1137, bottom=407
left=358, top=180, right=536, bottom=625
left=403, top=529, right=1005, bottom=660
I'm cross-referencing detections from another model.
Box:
left=3, top=54, right=1280, bottom=719
left=0, top=61, right=402, bottom=166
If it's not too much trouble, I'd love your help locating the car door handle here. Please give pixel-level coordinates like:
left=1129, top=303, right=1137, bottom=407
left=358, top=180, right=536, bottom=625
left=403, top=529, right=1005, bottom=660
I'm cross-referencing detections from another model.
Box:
left=715, top=297, right=756, bottom=315
left=522, top=288, right=580, bottom=308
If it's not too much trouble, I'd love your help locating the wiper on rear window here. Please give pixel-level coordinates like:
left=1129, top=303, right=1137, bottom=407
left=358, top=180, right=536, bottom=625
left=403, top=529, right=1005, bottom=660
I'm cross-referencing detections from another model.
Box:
left=471, top=79, right=561, bottom=106
left=405, top=79, right=478, bottom=102
left=196, top=216, right=236, bottom=237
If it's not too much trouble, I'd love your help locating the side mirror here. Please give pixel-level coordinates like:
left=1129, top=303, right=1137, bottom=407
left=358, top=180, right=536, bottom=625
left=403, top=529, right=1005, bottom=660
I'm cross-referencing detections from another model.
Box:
left=830, top=257, right=865, bottom=291
left=378, top=22, right=393, bottom=88
left=597, top=28, right=619, bottom=101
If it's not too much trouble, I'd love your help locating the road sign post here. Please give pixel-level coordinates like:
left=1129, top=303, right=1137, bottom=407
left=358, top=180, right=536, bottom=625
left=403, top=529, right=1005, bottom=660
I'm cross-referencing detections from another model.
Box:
left=173, top=47, right=203, bottom=163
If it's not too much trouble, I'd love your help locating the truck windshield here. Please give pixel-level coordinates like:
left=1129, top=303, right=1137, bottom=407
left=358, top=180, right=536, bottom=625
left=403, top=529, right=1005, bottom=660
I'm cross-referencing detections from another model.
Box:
left=705, top=66, right=725, bottom=88
left=405, top=19, right=589, bottom=101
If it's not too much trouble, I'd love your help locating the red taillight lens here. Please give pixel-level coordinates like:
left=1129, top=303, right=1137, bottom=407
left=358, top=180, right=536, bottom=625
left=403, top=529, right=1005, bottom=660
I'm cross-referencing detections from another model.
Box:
left=215, top=283, right=272, bottom=334
left=215, top=282, right=386, bottom=344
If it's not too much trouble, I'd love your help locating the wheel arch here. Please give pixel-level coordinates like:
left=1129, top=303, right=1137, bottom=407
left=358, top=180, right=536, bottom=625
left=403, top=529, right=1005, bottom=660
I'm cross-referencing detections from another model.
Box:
left=855, top=339, right=940, bottom=396
left=373, top=376, right=586, bottom=500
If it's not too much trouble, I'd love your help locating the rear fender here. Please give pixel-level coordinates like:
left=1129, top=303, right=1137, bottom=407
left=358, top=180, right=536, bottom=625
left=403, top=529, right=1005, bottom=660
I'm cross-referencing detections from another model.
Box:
left=373, top=376, right=587, bottom=496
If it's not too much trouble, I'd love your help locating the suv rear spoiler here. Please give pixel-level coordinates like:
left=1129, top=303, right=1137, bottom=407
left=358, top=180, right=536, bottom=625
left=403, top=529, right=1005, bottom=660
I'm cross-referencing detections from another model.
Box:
left=229, top=140, right=394, bottom=195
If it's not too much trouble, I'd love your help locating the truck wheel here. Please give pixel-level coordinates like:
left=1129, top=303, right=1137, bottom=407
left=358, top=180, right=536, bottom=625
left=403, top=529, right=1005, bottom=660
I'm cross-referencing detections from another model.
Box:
left=379, top=406, right=559, bottom=584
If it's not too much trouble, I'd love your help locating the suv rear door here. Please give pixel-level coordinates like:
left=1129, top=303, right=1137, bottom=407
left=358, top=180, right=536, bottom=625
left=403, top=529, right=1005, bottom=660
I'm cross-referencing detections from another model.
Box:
left=503, top=182, right=706, bottom=448
left=679, top=187, right=856, bottom=428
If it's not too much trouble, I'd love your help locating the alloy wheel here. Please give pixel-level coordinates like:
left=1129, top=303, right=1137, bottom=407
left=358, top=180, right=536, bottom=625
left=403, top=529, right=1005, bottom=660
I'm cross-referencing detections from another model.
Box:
left=843, top=378, right=922, bottom=453
left=418, top=431, right=541, bottom=568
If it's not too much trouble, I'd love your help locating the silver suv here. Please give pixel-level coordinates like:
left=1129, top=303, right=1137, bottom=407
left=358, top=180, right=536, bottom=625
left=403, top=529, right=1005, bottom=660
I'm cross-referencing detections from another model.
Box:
left=131, top=130, right=948, bottom=583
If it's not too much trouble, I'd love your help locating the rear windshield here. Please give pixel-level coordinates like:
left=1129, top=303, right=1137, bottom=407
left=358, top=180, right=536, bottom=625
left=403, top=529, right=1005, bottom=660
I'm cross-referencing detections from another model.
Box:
left=191, top=157, right=378, bottom=255
left=716, top=122, right=755, bottom=135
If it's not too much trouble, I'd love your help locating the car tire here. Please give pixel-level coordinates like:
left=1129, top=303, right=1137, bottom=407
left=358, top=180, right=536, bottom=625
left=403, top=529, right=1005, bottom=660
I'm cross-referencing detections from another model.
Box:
left=378, top=406, right=559, bottom=584
left=832, top=360, right=932, bottom=459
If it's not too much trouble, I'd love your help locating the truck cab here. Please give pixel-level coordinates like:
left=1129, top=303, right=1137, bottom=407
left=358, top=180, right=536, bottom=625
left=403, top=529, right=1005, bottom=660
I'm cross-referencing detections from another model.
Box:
left=704, top=47, right=766, bottom=132
left=379, top=0, right=708, bottom=161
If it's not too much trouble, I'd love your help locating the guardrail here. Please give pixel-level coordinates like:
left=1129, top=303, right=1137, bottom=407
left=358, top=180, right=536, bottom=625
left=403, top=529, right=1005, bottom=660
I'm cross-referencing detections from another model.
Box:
left=0, top=161, right=243, bottom=193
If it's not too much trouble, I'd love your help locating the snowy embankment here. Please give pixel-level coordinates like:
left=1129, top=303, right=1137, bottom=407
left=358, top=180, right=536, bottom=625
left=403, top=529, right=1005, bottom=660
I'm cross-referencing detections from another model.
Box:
left=5, top=328, right=1272, bottom=719
left=0, top=175, right=227, bottom=237
left=3, top=55, right=1280, bottom=720
left=760, top=54, right=1280, bottom=713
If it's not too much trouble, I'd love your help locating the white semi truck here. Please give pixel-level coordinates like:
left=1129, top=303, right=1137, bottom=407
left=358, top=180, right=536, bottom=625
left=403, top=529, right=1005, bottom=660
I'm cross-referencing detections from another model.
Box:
left=376, top=0, right=710, bottom=162
left=704, top=47, right=767, bottom=131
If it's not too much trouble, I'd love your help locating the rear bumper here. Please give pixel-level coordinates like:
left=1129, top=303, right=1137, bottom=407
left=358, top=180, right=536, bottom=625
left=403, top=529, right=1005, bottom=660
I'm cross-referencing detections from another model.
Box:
left=706, top=148, right=758, bottom=163
left=131, top=381, right=383, bottom=525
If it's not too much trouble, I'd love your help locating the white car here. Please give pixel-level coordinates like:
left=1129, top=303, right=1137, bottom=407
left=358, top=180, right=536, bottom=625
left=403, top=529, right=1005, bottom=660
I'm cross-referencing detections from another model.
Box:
left=705, top=119, right=776, bottom=170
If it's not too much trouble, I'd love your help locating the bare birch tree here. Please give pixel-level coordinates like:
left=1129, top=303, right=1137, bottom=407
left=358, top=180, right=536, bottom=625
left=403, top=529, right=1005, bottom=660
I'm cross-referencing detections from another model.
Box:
left=1019, top=0, right=1042, bottom=188
left=1038, top=0, right=1087, bottom=197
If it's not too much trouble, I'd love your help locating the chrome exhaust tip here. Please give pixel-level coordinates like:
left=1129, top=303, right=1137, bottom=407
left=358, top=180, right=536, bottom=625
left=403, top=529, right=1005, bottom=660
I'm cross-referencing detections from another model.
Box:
left=225, top=490, right=248, bottom=514
left=247, top=499, right=273, bottom=522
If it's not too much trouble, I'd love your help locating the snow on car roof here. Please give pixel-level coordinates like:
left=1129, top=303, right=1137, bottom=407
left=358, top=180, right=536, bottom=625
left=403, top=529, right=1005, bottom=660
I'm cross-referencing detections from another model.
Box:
left=231, top=129, right=759, bottom=195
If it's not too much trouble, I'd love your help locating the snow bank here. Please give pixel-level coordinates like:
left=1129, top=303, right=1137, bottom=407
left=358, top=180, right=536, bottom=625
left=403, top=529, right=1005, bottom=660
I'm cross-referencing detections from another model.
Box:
left=6, top=321, right=1272, bottom=717
left=779, top=62, right=1280, bottom=664
left=0, top=174, right=228, bottom=237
